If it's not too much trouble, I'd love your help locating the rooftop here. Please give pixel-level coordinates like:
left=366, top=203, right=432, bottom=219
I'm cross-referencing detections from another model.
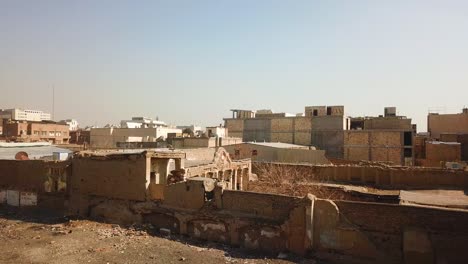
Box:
left=76, top=149, right=186, bottom=159
left=245, top=142, right=311, bottom=149
left=427, top=141, right=461, bottom=145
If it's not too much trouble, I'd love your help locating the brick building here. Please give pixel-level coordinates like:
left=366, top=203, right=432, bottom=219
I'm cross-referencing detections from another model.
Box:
left=425, top=141, right=461, bottom=162
left=344, top=107, right=414, bottom=166
left=224, top=106, right=347, bottom=158
left=69, top=129, right=91, bottom=145
left=3, top=120, right=70, bottom=144
left=428, top=108, right=468, bottom=139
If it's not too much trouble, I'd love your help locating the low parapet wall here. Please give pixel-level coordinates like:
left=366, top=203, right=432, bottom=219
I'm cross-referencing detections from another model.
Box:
left=253, top=162, right=468, bottom=189
left=82, top=184, right=468, bottom=263
left=85, top=187, right=314, bottom=256
left=315, top=199, right=468, bottom=263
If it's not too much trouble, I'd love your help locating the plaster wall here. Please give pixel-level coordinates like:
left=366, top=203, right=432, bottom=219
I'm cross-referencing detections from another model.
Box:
left=428, top=113, right=468, bottom=139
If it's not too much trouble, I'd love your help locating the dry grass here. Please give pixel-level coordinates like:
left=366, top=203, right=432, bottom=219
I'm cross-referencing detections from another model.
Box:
left=250, top=163, right=347, bottom=200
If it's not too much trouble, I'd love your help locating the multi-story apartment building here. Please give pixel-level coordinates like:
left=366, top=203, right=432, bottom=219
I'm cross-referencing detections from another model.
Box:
left=224, top=106, right=347, bottom=158
left=0, top=108, right=51, bottom=122
left=344, top=107, right=414, bottom=166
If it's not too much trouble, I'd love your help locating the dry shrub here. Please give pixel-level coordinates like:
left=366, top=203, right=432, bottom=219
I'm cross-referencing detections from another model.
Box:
left=250, top=162, right=347, bottom=200
left=254, top=162, right=311, bottom=185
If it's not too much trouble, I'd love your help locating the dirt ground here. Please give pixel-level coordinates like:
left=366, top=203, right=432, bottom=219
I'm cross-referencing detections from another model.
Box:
left=0, top=206, right=321, bottom=264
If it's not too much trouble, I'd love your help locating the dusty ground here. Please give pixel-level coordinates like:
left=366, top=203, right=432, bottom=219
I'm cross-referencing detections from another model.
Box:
left=0, top=206, right=321, bottom=264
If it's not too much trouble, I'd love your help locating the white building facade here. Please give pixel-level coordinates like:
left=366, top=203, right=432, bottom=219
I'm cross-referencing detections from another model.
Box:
left=60, top=119, right=79, bottom=131
left=120, top=117, right=167, bottom=128
left=0, top=109, right=51, bottom=122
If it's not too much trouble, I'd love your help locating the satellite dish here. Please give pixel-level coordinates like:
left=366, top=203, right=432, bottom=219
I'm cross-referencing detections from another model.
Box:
left=15, top=151, right=29, bottom=160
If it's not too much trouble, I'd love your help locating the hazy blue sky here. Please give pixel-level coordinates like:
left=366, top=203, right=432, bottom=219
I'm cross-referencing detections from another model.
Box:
left=1, top=0, right=467, bottom=130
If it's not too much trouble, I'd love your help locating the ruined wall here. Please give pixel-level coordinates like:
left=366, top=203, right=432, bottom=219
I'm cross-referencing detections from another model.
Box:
left=0, top=160, right=69, bottom=192
left=0, top=160, right=69, bottom=210
left=252, top=162, right=468, bottom=189
left=85, top=188, right=314, bottom=255
left=163, top=180, right=205, bottom=210
left=70, top=154, right=149, bottom=204
left=0, top=160, right=46, bottom=191
left=314, top=200, right=468, bottom=263
left=222, top=190, right=301, bottom=220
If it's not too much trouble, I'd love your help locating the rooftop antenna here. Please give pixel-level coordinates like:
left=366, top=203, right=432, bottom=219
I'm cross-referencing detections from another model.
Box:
left=52, top=85, right=55, bottom=121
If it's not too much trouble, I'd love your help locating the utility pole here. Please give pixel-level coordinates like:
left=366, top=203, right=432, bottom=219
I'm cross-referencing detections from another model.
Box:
left=52, top=85, right=55, bottom=121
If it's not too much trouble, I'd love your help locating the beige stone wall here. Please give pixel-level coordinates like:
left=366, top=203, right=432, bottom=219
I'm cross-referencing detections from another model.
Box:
left=344, top=130, right=406, bottom=165
left=163, top=180, right=205, bottom=210
left=426, top=142, right=461, bottom=161
left=363, top=118, right=412, bottom=130
left=344, top=147, right=369, bottom=161
left=270, top=118, right=293, bottom=132
left=371, top=131, right=401, bottom=146
left=270, top=132, right=294, bottom=144
left=294, top=132, right=312, bottom=146
left=344, top=131, right=369, bottom=145
left=293, top=117, right=312, bottom=132
left=225, top=119, right=244, bottom=133
left=70, top=154, right=149, bottom=203
left=428, top=113, right=468, bottom=139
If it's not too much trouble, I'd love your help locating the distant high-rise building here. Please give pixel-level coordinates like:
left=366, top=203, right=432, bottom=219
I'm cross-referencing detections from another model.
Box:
left=0, top=108, right=51, bottom=122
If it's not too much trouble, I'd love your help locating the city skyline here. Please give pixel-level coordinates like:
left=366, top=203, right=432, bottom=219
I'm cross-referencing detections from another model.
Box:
left=1, top=0, right=468, bottom=130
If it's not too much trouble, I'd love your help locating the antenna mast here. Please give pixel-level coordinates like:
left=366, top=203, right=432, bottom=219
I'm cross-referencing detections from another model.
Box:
left=52, top=85, right=55, bottom=121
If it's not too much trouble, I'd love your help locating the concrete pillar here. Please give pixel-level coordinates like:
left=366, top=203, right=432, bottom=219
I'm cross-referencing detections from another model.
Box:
left=239, top=169, right=243, bottom=191
left=219, top=171, right=224, bottom=181
left=175, top=158, right=185, bottom=170
left=233, top=169, right=238, bottom=190
left=229, top=170, right=234, bottom=190
left=156, top=159, right=169, bottom=184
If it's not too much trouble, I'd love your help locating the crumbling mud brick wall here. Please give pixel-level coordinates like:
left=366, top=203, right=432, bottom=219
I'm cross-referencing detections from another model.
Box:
left=69, top=152, right=149, bottom=215
left=0, top=159, right=70, bottom=210
left=82, top=181, right=314, bottom=256
left=252, top=162, right=468, bottom=190
left=314, top=199, right=468, bottom=264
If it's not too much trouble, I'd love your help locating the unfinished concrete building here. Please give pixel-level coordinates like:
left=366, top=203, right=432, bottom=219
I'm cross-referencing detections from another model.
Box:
left=224, top=106, right=347, bottom=158
left=428, top=108, right=468, bottom=139
left=344, top=107, right=414, bottom=166
left=440, top=133, right=468, bottom=161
